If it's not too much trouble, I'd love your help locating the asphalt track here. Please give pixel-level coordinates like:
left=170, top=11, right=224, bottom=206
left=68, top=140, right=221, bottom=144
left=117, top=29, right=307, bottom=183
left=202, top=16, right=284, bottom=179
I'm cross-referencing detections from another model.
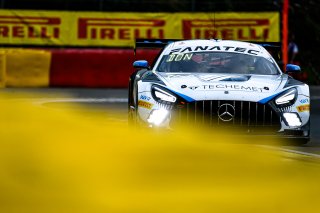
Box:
left=2, top=86, right=320, bottom=156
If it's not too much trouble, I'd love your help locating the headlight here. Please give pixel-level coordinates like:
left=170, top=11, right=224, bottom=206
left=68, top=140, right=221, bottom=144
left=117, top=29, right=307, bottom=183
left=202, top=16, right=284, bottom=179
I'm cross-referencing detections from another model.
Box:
left=152, top=86, right=177, bottom=103
left=283, top=112, right=302, bottom=127
left=275, top=88, right=297, bottom=106
left=147, top=109, right=170, bottom=126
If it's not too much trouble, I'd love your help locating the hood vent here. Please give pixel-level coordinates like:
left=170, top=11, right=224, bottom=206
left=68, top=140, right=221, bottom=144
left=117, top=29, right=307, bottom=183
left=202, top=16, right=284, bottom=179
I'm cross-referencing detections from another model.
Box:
left=219, top=76, right=251, bottom=82
left=199, top=75, right=251, bottom=82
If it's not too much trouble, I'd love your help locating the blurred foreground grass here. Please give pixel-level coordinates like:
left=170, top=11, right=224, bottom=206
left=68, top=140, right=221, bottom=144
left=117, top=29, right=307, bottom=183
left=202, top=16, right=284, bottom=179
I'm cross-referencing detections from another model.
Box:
left=0, top=93, right=320, bottom=213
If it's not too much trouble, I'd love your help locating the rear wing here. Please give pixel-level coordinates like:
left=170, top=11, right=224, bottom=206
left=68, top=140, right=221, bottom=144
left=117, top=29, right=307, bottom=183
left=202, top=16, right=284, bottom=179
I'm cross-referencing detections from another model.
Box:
left=134, top=39, right=281, bottom=49
left=251, top=42, right=281, bottom=49
left=249, top=41, right=282, bottom=60
left=135, top=39, right=180, bottom=48
left=253, top=42, right=283, bottom=69
left=248, top=41, right=283, bottom=69
left=134, top=39, right=181, bottom=55
left=134, top=39, right=281, bottom=55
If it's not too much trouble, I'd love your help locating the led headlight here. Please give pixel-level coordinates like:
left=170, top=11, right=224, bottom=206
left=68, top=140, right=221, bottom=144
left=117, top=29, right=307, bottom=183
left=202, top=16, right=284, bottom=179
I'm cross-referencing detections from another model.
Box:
left=275, top=88, right=297, bottom=106
left=147, top=109, right=169, bottom=126
left=283, top=112, right=302, bottom=127
left=152, top=86, right=177, bottom=103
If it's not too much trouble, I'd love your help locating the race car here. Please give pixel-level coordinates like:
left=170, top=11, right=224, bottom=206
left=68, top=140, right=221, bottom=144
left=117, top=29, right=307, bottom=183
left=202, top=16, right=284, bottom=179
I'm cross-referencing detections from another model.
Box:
left=128, top=39, right=310, bottom=143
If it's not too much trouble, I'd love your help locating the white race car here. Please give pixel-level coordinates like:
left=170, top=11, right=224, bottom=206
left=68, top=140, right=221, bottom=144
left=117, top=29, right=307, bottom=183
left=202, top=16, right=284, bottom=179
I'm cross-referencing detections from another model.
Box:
left=128, top=39, right=310, bottom=143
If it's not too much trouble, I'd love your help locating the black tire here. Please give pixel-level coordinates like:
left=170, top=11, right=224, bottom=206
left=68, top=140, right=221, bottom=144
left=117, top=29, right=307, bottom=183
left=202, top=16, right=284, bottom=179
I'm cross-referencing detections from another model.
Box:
left=292, top=138, right=310, bottom=146
left=280, top=137, right=310, bottom=146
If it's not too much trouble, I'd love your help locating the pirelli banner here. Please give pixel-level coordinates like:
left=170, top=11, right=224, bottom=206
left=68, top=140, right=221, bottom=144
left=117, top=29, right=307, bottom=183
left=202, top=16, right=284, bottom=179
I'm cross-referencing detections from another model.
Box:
left=0, top=10, right=280, bottom=47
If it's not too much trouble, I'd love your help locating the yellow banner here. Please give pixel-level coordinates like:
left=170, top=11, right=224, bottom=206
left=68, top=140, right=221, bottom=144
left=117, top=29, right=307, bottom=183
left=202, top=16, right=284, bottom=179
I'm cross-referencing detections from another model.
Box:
left=0, top=10, right=279, bottom=47
left=5, top=49, right=51, bottom=87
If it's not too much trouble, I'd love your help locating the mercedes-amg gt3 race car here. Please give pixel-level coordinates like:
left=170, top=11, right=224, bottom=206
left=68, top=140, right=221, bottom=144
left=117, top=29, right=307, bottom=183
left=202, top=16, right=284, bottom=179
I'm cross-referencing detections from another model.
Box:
left=128, top=39, right=310, bottom=143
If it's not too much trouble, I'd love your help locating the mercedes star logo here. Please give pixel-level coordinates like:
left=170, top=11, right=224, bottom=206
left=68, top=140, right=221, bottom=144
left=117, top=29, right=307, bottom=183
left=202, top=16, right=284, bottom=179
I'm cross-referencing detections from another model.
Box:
left=218, top=103, right=235, bottom=122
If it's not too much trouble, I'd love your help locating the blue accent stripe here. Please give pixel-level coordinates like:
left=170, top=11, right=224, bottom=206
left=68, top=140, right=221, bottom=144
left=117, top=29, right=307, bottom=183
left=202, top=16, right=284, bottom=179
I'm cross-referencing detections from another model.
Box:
left=258, top=92, right=281, bottom=104
left=167, top=88, right=195, bottom=102
left=168, top=87, right=282, bottom=105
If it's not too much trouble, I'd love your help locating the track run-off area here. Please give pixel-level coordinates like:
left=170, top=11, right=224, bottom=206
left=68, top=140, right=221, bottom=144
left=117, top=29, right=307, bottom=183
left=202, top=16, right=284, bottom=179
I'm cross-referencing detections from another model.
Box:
left=2, top=87, right=320, bottom=155
left=1, top=87, right=320, bottom=212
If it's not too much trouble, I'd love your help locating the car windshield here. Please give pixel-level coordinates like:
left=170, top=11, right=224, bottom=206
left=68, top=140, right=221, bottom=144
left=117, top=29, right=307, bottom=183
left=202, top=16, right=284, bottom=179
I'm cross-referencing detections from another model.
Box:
left=156, top=52, right=280, bottom=75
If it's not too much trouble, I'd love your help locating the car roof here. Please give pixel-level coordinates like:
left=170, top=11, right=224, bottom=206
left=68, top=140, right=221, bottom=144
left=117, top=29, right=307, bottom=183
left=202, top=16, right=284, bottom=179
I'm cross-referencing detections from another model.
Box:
left=162, top=39, right=271, bottom=58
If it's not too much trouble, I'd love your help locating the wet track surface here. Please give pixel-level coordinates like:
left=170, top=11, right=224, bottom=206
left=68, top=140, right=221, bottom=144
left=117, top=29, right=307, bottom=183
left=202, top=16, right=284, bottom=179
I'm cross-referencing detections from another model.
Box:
left=2, top=87, right=320, bottom=156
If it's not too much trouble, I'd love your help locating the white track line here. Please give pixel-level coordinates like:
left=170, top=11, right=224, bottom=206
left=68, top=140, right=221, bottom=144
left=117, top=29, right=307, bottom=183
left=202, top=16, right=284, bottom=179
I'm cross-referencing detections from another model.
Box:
left=279, top=148, right=320, bottom=158
left=259, top=145, right=320, bottom=159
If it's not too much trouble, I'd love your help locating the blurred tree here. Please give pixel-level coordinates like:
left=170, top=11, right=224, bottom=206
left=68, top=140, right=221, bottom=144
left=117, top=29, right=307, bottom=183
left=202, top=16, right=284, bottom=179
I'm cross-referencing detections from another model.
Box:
left=288, top=0, right=320, bottom=83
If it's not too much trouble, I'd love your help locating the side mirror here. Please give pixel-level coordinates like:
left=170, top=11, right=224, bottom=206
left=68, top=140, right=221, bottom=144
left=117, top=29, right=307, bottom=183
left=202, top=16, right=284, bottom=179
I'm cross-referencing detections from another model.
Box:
left=286, top=64, right=301, bottom=73
left=133, top=60, right=149, bottom=69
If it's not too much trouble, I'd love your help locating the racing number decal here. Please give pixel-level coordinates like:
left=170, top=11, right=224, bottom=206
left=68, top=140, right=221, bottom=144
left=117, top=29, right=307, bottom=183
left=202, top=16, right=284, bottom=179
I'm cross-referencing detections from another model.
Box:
left=166, top=53, right=193, bottom=62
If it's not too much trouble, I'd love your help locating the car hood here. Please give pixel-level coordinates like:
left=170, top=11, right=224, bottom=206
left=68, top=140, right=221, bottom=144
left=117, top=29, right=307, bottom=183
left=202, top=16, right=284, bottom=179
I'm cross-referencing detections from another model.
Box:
left=156, top=72, right=287, bottom=102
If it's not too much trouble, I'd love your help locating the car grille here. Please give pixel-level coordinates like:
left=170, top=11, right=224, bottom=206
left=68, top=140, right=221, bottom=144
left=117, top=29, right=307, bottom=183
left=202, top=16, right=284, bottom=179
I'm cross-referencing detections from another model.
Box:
left=171, top=100, right=281, bottom=133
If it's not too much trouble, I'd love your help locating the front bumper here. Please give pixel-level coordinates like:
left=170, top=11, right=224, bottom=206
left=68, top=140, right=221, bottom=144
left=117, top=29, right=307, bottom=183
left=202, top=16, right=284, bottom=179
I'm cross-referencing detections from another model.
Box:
left=139, top=99, right=310, bottom=140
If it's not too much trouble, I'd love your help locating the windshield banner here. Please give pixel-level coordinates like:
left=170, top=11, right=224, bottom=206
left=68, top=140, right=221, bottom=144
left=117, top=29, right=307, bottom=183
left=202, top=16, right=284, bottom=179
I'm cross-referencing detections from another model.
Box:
left=0, top=10, right=279, bottom=47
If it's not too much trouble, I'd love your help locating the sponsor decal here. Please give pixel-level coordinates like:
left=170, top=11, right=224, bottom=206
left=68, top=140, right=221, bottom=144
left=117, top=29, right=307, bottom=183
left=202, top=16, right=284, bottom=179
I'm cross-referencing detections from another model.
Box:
left=170, top=46, right=260, bottom=55
left=188, top=84, right=264, bottom=92
left=0, top=15, right=61, bottom=39
left=189, top=86, right=199, bottom=90
left=299, top=98, right=309, bottom=104
left=166, top=53, right=193, bottom=62
left=297, top=104, right=310, bottom=112
left=138, top=100, right=153, bottom=109
left=140, top=95, right=151, bottom=101
left=0, top=10, right=279, bottom=46
left=182, top=19, right=271, bottom=40
left=78, top=18, right=165, bottom=40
